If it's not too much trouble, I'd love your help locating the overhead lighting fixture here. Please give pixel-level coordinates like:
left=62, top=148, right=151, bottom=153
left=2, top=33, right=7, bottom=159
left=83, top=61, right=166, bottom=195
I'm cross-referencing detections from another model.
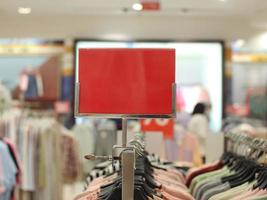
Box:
left=232, top=39, right=245, bottom=49
left=219, top=0, right=226, bottom=2
left=132, top=3, right=143, bottom=11
left=18, top=7, right=31, bottom=14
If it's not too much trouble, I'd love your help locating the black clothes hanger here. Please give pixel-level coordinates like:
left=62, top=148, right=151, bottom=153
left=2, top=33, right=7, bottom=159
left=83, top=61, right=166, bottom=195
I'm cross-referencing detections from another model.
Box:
left=260, top=171, right=267, bottom=189
left=98, top=154, right=163, bottom=200
left=221, top=158, right=254, bottom=183
left=99, top=176, right=152, bottom=200
left=229, top=164, right=263, bottom=188
left=252, top=169, right=267, bottom=189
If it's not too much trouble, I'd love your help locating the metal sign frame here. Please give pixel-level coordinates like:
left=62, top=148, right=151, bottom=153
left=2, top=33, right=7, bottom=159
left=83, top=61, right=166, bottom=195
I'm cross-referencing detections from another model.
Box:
left=74, top=49, right=176, bottom=118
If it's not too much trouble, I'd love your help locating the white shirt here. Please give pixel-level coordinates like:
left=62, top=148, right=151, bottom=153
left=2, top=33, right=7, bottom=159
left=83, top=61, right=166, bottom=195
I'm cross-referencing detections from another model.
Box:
left=188, top=114, right=209, bottom=155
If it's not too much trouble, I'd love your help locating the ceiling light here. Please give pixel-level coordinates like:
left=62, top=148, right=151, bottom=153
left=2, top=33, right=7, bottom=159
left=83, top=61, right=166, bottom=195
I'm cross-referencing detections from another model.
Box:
left=235, top=39, right=245, bottom=47
left=18, top=7, right=31, bottom=14
left=219, top=0, right=226, bottom=2
left=232, top=39, right=245, bottom=49
left=132, top=3, right=143, bottom=11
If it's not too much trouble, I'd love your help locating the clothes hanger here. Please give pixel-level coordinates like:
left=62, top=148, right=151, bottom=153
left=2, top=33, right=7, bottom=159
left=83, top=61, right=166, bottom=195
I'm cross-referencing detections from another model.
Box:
left=221, top=137, right=256, bottom=183
left=226, top=139, right=266, bottom=187
left=98, top=138, right=155, bottom=200
left=229, top=162, right=263, bottom=188
left=99, top=176, right=150, bottom=200
left=253, top=142, right=267, bottom=189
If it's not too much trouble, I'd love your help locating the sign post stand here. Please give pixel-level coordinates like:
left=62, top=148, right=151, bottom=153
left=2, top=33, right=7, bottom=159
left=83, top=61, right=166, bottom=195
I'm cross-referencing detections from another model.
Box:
left=75, top=48, right=175, bottom=200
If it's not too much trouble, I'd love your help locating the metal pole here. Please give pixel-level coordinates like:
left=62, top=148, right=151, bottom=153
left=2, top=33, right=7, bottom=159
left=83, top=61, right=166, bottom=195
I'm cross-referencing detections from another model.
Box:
left=122, top=118, right=127, bottom=147
left=121, top=117, right=134, bottom=200
left=122, top=150, right=135, bottom=200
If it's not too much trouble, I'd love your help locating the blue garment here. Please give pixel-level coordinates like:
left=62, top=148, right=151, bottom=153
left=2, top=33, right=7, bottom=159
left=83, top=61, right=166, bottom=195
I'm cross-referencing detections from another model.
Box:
left=61, top=75, right=73, bottom=101
left=0, top=141, right=17, bottom=200
left=24, top=75, right=38, bottom=98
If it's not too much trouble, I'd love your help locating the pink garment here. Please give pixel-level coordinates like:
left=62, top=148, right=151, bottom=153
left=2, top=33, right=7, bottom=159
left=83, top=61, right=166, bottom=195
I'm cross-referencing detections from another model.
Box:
left=155, top=175, right=187, bottom=190
left=167, top=168, right=186, bottom=184
left=230, top=189, right=261, bottom=200
left=176, top=88, right=185, bottom=110
left=162, top=191, right=180, bottom=200
left=250, top=189, right=267, bottom=198
left=74, top=167, right=193, bottom=200
left=230, top=188, right=267, bottom=200
left=162, top=185, right=194, bottom=200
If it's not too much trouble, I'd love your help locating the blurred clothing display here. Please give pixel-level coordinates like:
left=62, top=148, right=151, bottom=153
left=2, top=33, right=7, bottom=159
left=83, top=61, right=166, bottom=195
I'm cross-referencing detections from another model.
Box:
left=186, top=132, right=267, bottom=200
left=72, top=121, right=96, bottom=176
left=60, top=75, right=73, bottom=101
left=20, top=71, right=43, bottom=99
left=1, top=109, right=80, bottom=200
left=165, top=123, right=202, bottom=167
left=188, top=114, right=209, bottom=156
left=94, top=120, right=117, bottom=157
left=0, top=140, right=18, bottom=200
left=4, top=138, right=22, bottom=185
left=60, top=129, right=80, bottom=184
left=74, top=136, right=194, bottom=200
left=0, top=83, right=12, bottom=112
left=176, top=111, right=191, bottom=128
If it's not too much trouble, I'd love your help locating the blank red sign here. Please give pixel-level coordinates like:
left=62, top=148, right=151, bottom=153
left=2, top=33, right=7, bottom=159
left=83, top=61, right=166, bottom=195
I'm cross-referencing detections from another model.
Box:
left=77, top=48, right=175, bottom=117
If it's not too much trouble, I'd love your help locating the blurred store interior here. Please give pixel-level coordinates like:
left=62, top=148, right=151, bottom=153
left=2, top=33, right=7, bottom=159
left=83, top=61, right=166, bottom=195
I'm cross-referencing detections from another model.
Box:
left=0, top=1, right=267, bottom=200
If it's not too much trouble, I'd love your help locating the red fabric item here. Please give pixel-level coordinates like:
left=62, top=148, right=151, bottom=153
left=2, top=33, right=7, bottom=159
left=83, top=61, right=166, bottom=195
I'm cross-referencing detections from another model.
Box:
left=78, top=48, right=175, bottom=116
left=185, top=160, right=222, bottom=187
left=140, top=119, right=174, bottom=139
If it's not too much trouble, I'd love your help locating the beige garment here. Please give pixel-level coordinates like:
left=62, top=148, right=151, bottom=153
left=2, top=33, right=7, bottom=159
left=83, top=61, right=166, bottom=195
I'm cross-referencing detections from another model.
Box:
left=60, top=131, right=81, bottom=183
left=188, top=114, right=209, bottom=155
left=36, top=125, right=62, bottom=200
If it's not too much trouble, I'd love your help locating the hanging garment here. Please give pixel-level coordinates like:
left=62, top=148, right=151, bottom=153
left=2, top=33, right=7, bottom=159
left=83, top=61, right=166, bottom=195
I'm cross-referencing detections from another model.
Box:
left=186, top=132, right=267, bottom=200
left=72, top=121, right=96, bottom=176
left=4, top=138, right=22, bottom=184
left=95, top=120, right=117, bottom=157
left=0, top=140, right=17, bottom=200
left=60, top=131, right=81, bottom=183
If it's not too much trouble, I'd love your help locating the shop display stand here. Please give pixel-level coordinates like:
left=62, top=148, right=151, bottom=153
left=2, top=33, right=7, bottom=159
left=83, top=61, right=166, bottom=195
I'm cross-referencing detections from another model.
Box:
left=75, top=48, right=176, bottom=200
left=75, top=92, right=176, bottom=200
left=81, top=118, right=135, bottom=199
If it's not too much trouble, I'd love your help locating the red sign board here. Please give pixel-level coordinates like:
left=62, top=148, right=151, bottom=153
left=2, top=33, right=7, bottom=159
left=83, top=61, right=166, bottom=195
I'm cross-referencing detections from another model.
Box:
left=141, top=0, right=160, bottom=10
left=141, top=119, right=174, bottom=139
left=76, top=48, right=175, bottom=117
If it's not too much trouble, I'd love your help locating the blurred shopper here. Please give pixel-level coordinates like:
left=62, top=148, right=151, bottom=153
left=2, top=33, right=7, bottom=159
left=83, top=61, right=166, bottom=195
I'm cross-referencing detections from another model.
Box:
left=188, top=102, right=211, bottom=163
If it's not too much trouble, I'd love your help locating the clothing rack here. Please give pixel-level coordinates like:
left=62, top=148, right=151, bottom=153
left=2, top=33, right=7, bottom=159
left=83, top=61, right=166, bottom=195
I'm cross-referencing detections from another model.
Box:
left=0, top=108, right=81, bottom=200
left=223, top=120, right=267, bottom=152
left=186, top=132, right=267, bottom=200
left=224, top=131, right=267, bottom=161
left=85, top=118, right=135, bottom=200
left=79, top=131, right=194, bottom=200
